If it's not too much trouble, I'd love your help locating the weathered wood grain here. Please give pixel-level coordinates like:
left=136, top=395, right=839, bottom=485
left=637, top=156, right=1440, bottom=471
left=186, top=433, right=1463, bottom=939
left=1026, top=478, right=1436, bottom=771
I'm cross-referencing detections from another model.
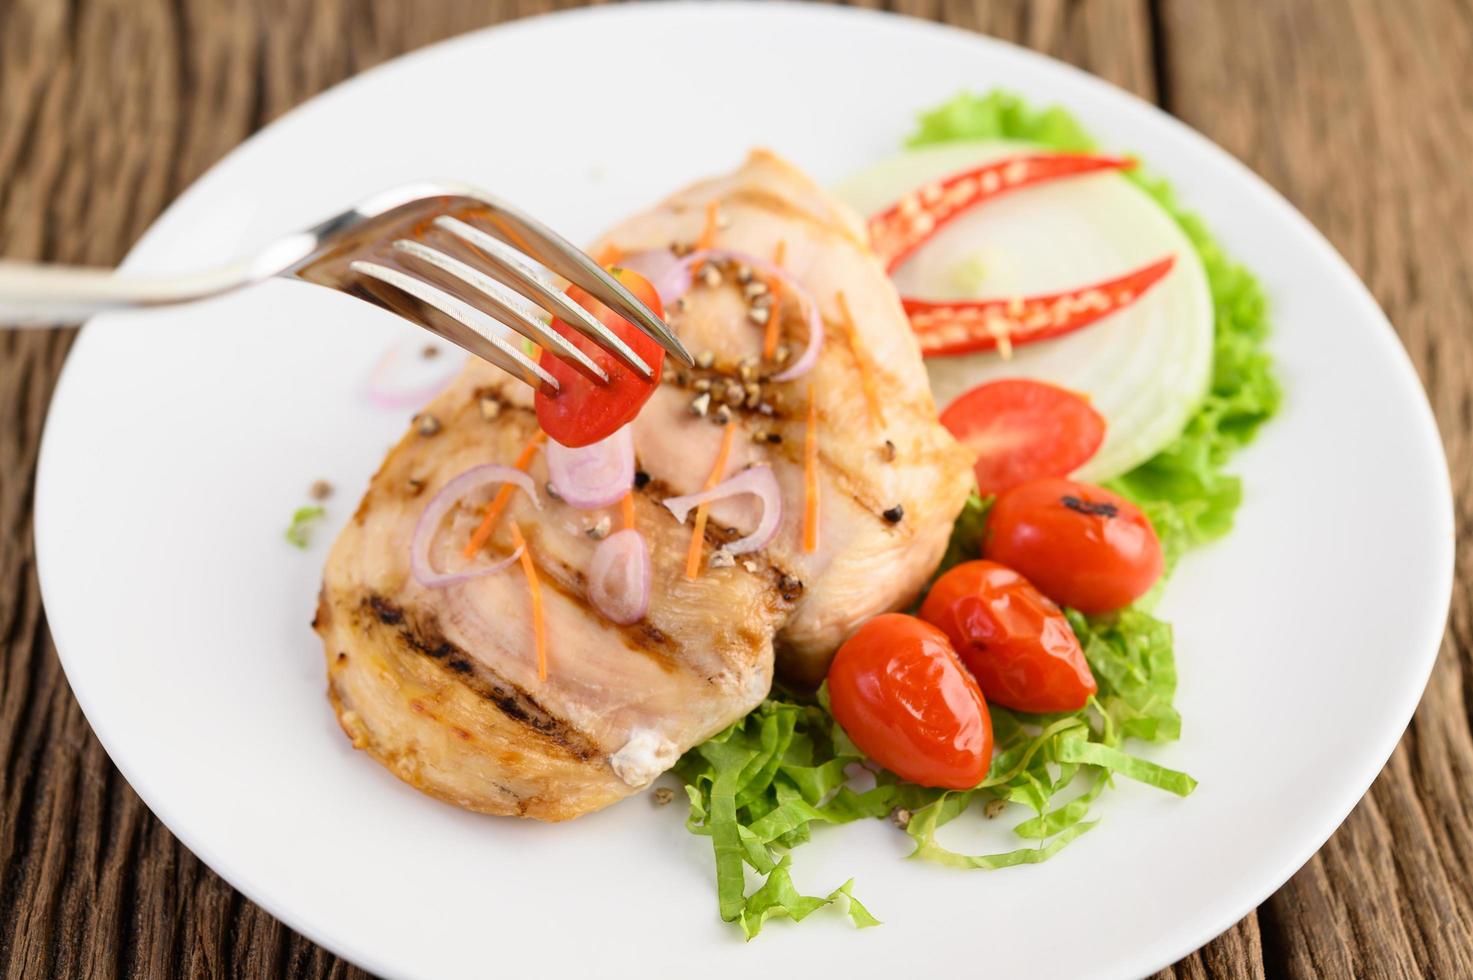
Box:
left=0, top=1, right=1467, bottom=976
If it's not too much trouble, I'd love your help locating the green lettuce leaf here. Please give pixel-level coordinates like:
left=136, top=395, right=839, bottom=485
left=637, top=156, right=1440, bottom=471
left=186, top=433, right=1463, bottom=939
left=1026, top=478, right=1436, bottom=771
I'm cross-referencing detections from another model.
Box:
left=285, top=505, right=325, bottom=549
left=679, top=89, right=1276, bottom=937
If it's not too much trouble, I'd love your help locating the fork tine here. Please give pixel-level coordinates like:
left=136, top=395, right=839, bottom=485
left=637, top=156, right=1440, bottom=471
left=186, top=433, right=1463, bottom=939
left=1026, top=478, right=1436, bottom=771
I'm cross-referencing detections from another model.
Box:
left=433, top=217, right=652, bottom=381
left=392, top=239, right=609, bottom=385
left=348, top=260, right=557, bottom=393
left=462, top=202, right=694, bottom=367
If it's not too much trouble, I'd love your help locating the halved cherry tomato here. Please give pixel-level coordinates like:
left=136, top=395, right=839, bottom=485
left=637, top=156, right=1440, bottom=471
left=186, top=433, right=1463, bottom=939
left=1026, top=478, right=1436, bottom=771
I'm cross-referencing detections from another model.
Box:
left=940, top=379, right=1105, bottom=496
left=826, top=614, right=992, bottom=790
left=984, top=478, right=1163, bottom=614
left=534, top=268, right=665, bottom=448
left=920, top=560, right=1096, bottom=713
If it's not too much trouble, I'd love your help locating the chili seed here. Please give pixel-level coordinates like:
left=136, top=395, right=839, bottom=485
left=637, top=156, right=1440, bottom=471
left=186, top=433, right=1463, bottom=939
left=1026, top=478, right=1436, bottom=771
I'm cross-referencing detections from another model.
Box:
left=709, top=549, right=735, bottom=569
left=545, top=481, right=562, bottom=501
left=479, top=396, right=502, bottom=421
left=696, top=350, right=715, bottom=370
left=690, top=392, right=711, bottom=417
left=586, top=516, right=612, bottom=540
left=747, top=306, right=770, bottom=326
left=891, top=807, right=913, bottom=829
left=415, top=414, right=442, bottom=437
left=712, top=405, right=732, bottom=425
left=308, top=479, right=333, bottom=501
left=723, top=381, right=745, bottom=406
left=984, top=799, right=1008, bottom=819
left=652, top=787, right=676, bottom=806
left=693, top=377, right=712, bottom=393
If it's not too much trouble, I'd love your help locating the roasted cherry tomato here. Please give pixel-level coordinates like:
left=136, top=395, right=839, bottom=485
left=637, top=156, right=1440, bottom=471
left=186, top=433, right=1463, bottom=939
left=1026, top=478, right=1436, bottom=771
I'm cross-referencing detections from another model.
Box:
left=983, top=478, right=1163, bottom=614
left=920, top=560, right=1096, bottom=713
left=939, top=379, right=1105, bottom=496
left=826, top=614, right=992, bottom=790
left=535, top=268, right=665, bottom=448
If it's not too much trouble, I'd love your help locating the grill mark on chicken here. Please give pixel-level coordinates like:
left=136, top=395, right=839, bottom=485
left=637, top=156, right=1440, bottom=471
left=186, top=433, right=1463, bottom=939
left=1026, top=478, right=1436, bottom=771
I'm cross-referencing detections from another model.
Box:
left=359, top=593, right=601, bottom=761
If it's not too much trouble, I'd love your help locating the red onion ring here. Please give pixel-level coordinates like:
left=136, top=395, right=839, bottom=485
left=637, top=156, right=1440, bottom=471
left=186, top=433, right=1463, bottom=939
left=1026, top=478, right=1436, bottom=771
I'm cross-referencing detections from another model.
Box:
left=545, top=425, right=635, bottom=510
left=653, top=248, right=824, bottom=382
left=661, top=465, right=782, bottom=555
left=617, top=249, right=691, bottom=306
left=587, top=528, right=651, bottom=625
left=410, top=464, right=539, bottom=587
left=368, top=339, right=462, bottom=409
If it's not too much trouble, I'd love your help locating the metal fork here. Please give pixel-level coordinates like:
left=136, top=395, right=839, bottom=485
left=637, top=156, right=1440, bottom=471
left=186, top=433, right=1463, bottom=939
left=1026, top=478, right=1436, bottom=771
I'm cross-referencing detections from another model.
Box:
left=0, top=180, right=692, bottom=389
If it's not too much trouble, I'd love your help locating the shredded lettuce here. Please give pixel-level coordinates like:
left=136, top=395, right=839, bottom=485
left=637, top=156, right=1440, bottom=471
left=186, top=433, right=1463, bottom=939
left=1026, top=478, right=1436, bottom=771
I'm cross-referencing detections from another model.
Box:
left=285, top=505, right=326, bottom=549
left=678, top=90, right=1276, bottom=937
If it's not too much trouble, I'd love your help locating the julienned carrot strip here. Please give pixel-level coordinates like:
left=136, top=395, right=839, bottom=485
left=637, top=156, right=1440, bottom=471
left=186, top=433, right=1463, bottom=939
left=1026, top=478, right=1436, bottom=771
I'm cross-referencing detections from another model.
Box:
left=697, top=200, right=720, bottom=251
left=762, top=240, right=787, bottom=358
left=462, top=430, right=547, bottom=558
left=803, top=384, right=820, bottom=554
left=509, top=522, right=547, bottom=682
left=835, top=291, right=885, bottom=429
left=620, top=492, right=636, bottom=531
left=685, top=424, right=738, bottom=579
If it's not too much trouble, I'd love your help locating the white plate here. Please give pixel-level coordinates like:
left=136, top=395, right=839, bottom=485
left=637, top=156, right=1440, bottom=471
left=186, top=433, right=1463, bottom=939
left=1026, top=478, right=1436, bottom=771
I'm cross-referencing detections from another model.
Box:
left=34, top=4, right=1454, bottom=978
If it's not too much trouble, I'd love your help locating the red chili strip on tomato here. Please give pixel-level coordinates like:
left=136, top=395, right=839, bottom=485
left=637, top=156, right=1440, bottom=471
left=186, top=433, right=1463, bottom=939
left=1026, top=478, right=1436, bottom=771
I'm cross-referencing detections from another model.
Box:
left=868, top=153, right=1134, bottom=273
left=940, top=379, right=1105, bottom=496
left=908, top=256, right=1176, bottom=357
left=826, top=614, right=992, bottom=790
left=983, top=478, right=1163, bottom=614
left=534, top=268, right=665, bottom=448
left=921, top=560, right=1096, bottom=713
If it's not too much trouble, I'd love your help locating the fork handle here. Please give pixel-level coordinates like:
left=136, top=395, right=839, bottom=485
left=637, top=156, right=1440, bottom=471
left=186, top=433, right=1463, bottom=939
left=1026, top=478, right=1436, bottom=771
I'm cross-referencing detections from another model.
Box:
left=0, top=260, right=256, bottom=326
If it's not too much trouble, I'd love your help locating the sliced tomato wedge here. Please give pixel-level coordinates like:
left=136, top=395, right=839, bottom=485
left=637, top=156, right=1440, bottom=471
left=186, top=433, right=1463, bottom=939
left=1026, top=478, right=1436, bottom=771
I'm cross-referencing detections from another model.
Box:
left=940, top=379, right=1105, bottom=496
left=535, top=268, right=665, bottom=448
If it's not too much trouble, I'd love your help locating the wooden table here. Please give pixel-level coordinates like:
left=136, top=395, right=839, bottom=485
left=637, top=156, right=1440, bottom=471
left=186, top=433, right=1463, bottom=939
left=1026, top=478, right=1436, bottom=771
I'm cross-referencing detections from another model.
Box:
left=2, top=1, right=1468, bottom=975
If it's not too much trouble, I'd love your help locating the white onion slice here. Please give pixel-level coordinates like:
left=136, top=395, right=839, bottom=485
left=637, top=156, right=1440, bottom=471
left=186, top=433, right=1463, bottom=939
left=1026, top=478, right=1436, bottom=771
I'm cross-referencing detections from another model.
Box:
left=835, top=141, right=1214, bottom=481
left=545, top=426, right=635, bottom=510
left=410, top=464, right=539, bottom=587
left=587, top=528, right=651, bottom=625
left=661, top=465, right=782, bottom=555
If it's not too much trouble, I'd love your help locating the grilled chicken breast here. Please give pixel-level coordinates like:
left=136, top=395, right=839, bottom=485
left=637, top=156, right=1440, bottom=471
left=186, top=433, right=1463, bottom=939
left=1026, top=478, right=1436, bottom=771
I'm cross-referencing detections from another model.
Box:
left=316, top=150, right=973, bottom=820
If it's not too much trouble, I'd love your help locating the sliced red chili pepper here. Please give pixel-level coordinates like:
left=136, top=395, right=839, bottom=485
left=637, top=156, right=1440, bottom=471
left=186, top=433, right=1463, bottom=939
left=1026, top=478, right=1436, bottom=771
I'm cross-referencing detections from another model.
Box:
left=908, top=255, right=1176, bottom=358
left=868, top=153, right=1134, bottom=272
